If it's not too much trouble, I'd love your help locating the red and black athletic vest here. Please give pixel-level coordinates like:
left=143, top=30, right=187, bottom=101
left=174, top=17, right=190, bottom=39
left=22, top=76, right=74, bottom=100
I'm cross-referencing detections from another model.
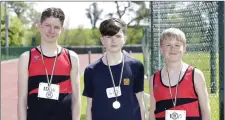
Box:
left=27, top=47, right=72, bottom=120
left=153, top=66, right=201, bottom=120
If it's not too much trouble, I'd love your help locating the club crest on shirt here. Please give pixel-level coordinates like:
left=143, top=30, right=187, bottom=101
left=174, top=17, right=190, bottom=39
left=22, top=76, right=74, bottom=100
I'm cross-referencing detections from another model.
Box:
left=123, top=78, right=130, bottom=85
left=34, top=55, right=39, bottom=60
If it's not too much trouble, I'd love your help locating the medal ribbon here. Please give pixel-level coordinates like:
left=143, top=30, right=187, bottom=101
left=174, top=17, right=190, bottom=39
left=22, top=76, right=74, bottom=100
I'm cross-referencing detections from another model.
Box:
left=106, top=53, right=124, bottom=101
left=166, top=64, right=183, bottom=107
left=40, top=46, right=59, bottom=87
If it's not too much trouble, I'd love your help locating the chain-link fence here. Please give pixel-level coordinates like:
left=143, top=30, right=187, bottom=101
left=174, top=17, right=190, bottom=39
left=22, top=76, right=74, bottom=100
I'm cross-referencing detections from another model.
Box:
left=142, top=1, right=224, bottom=120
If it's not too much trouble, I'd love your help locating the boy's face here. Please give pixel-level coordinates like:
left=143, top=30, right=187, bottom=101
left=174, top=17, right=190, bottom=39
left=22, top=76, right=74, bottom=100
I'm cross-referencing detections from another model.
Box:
left=38, top=16, right=64, bottom=43
left=100, top=29, right=126, bottom=53
left=160, top=37, right=186, bottom=62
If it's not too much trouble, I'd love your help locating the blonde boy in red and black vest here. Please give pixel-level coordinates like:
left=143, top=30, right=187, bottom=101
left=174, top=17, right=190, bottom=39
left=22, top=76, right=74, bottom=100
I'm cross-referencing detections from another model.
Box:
left=149, top=28, right=211, bottom=120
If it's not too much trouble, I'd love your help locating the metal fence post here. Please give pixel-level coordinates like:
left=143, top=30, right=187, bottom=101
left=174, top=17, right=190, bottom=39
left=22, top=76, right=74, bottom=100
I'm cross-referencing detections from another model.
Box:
left=4, top=2, right=9, bottom=59
left=209, top=2, right=217, bottom=93
left=150, top=1, right=154, bottom=75
left=218, top=1, right=224, bottom=120
left=88, top=48, right=91, bottom=64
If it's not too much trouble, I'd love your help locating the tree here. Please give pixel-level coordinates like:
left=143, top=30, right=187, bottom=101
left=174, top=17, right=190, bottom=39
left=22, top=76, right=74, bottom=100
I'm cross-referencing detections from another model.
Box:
left=115, top=1, right=131, bottom=19
left=27, top=7, right=41, bottom=29
left=86, top=2, right=103, bottom=29
left=106, top=2, right=131, bottom=19
left=28, top=7, right=41, bottom=45
left=107, top=2, right=149, bottom=26
left=8, top=17, right=25, bottom=46
left=127, top=2, right=149, bottom=26
left=7, top=2, right=29, bottom=18
left=61, top=17, right=71, bottom=45
left=1, top=16, right=25, bottom=46
left=7, top=2, right=39, bottom=26
left=1, top=3, right=5, bottom=41
left=1, top=2, right=41, bottom=46
left=7, top=2, right=30, bottom=23
left=1, top=3, right=5, bottom=18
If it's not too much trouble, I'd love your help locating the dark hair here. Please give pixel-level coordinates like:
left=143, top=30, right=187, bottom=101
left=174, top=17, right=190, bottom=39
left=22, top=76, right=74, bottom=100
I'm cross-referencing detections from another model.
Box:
left=40, top=7, right=65, bottom=26
left=99, top=18, right=127, bottom=36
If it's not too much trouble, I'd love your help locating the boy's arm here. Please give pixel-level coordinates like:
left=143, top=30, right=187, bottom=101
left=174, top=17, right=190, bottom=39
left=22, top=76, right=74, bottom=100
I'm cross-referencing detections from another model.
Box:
left=136, top=92, right=145, bottom=120
left=149, top=75, right=156, bottom=120
left=194, top=68, right=211, bottom=120
left=83, top=67, right=94, bottom=120
left=86, top=98, right=92, bottom=120
left=69, top=50, right=81, bottom=120
left=17, top=51, right=29, bottom=120
left=134, top=62, right=145, bottom=120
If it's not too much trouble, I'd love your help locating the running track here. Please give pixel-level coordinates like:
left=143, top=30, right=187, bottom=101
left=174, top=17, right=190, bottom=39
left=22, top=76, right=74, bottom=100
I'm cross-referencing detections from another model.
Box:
left=1, top=54, right=104, bottom=120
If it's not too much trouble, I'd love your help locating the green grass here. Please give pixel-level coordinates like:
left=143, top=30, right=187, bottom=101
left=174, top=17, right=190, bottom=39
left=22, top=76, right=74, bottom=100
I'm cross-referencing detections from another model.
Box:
left=80, top=52, right=220, bottom=120
left=80, top=75, right=87, bottom=120
left=1, top=55, right=18, bottom=61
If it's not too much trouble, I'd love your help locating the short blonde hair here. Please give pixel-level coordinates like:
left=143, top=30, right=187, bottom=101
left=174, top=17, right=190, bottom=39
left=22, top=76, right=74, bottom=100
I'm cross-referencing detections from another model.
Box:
left=160, top=28, right=186, bottom=46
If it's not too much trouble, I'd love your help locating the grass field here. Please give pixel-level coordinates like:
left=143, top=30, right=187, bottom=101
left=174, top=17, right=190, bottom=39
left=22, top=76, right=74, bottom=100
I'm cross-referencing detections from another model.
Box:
left=80, top=52, right=220, bottom=120
left=1, top=55, right=18, bottom=61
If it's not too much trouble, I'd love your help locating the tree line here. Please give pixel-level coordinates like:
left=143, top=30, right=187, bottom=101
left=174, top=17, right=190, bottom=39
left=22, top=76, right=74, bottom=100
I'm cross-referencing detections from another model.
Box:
left=1, top=2, right=216, bottom=47
left=1, top=2, right=149, bottom=47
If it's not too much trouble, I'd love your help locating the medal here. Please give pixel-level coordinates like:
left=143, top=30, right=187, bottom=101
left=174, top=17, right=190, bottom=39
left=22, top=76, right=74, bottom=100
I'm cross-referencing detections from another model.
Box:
left=112, top=101, right=121, bottom=109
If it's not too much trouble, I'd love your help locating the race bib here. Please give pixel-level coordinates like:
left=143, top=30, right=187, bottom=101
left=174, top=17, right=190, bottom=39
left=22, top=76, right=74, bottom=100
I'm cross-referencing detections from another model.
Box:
left=38, top=82, right=59, bottom=100
left=165, top=110, right=186, bottom=120
left=106, top=86, right=122, bottom=98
